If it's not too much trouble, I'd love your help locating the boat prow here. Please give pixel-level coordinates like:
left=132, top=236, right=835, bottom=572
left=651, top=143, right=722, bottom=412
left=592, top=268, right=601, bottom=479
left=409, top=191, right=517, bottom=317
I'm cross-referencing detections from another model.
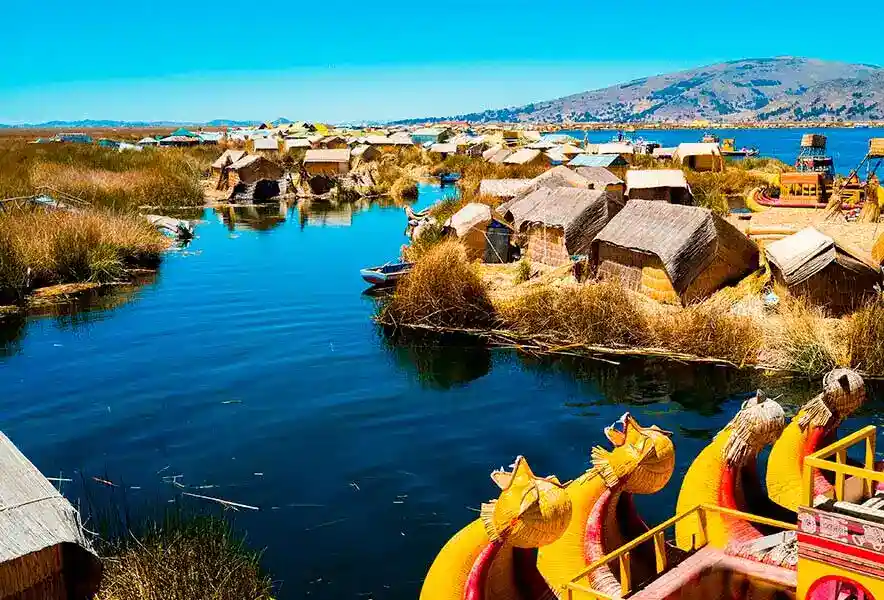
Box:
left=360, top=262, right=413, bottom=287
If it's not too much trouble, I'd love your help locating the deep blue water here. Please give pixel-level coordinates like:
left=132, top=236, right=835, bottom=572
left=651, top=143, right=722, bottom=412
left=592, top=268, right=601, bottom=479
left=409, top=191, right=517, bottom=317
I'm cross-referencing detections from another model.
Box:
left=1, top=133, right=884, bottom=599
left=557, top=127, right=884, bottom=174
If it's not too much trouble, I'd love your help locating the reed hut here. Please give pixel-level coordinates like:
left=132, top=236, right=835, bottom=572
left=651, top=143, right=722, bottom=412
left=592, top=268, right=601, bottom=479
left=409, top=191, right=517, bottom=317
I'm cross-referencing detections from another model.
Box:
left=227, top=155, right=285, bottom=187
left=765, top=227, right=881, bottom=314
left=625, top=169, right=692, bottom=204
left=251, top=137, right=282, bottom=156
left=319, top=135, right=348, bottom=149
left=593, top=200, right=759, bottom=304
left=211, top=149, right=246, bottom=177
left=304, top=149, right=351, bottom=176
left=0, top=431, right=100, bottom=600
left=503, top=148, right=550, bottom=167
left=574, top=167, right=625, bottom=200
left=595, top=143, right=635, bottom=164
left=478, top=179, right=532, bottom=200
left=284, top=138, right=312, bottom=152
left=351, top=144, right=381, bottom=162
left=484, top=146, right=513, bottom=164
left=504, top=188, right=623, bottom=266
left=443, top=203, right=498, bottom=261
left=567, top=154, right=628, bottom=179
left=672, top=142, right=724, bottom=172
left=429, top=143, right=458, bottom=159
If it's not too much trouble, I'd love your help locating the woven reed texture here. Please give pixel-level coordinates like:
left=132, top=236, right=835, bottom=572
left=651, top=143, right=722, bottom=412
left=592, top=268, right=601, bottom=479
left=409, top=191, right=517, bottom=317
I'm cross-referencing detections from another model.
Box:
left=870, top=138, right=884, bottom=158
left=801, top=134, right=827, bottom=149
left=799, top=369, right=866, bottom=430
left=479, top=179, right=532, bottom=198
left=574, top=167, right=623, bottom=187
left=482, top=458, right=571, bottom=548
left=0, top=432, right=94, bottom=564
left=593, top=200, right=758, bottom=299
left=723, top=396, right=785, bottom=467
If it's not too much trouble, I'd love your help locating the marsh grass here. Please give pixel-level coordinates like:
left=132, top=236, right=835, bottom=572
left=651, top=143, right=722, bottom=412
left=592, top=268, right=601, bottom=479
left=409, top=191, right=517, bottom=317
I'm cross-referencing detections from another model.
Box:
left=848, top=297, right=884, bottom=374
left=379, top=240, right=496, bottom=329
left=685, top=167, right=767, bottom=215
left=499, top=281, right=652, bottom=347
left=0, top=208, right=169, bottom=302
left=765, top=294, right=845, bottom=377
left=652, top=297, right=762, bottom=365
left=95, top=514, right=274, bottom=600
left=0, top=141, right=214, bottom=210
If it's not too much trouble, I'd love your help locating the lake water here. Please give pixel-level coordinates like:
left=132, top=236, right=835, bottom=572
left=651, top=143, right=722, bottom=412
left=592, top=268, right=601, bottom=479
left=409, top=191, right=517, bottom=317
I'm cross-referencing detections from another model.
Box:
left=2, top=129, right=884, bottom=599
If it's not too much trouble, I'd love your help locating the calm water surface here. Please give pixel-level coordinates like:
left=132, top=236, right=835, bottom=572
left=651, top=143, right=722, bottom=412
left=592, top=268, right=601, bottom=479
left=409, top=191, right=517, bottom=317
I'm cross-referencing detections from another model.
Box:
left=2, top=130, right=884, bottom=599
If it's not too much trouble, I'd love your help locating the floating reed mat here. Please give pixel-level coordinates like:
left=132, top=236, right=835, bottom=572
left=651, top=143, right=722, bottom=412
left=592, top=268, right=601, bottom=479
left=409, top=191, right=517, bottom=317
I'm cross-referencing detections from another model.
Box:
left=376, top=319, right=745, bottom=368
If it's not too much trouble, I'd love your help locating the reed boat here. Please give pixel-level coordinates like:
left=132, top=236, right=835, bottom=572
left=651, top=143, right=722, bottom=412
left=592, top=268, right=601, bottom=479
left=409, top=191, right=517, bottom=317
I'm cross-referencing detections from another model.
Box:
left=721, top=138, right=759, bottom=158
left=359, top=262, right=413, bottom=287
left=420, top=369, right=884, bottom=600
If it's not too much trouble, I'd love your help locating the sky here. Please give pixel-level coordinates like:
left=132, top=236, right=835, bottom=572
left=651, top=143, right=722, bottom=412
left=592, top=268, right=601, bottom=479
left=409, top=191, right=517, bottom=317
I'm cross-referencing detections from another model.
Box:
left=3, top=0, right=883, bottom=124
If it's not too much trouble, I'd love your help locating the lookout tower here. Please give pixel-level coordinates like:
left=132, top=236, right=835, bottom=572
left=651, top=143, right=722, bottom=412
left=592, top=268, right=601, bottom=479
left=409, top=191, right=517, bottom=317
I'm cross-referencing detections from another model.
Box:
left=796, top=134, right=835, bottom=180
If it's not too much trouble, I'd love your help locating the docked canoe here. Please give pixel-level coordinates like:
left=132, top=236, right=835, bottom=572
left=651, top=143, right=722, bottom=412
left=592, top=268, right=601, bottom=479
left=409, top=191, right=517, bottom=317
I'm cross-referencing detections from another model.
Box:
left=360, top=262, right=413, bottom=287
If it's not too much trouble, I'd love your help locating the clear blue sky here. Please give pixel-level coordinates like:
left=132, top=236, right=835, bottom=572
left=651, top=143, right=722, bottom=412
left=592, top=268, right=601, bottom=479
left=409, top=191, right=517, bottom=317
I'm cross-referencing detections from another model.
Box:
left=3, top=0, right=882, bottom=124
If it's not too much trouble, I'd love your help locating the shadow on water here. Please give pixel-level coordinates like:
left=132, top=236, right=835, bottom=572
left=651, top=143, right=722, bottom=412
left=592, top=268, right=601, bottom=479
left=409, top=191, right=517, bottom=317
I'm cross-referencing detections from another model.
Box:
left=0, top=274, right=157, bottom=358
left=215, top=202, right=290, bottom=232
left=380, top=328, right=492, bottom=390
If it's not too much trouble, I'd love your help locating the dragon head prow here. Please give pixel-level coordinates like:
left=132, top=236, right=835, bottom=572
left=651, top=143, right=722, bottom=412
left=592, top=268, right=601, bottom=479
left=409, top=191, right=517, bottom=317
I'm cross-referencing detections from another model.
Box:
left=593, top=413, right=675, bottom=494
left=723, top=392, right=785, bottom=467
left=481, top=456, right=571, bottom=548
left=798, top=368, right=865, bottom=431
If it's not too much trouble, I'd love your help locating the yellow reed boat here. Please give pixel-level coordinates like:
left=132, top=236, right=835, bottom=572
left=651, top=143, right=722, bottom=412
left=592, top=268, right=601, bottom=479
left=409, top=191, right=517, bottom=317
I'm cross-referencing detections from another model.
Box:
left=421, top=369, right=884, bottom=600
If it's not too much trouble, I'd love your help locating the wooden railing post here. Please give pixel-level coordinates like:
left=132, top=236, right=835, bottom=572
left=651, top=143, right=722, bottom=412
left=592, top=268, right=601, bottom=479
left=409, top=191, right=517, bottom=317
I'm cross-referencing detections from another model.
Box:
left=866, top=433, right=878, bottom=497
left=835, top=449, right=847, bottom=501
left=803, top=463, right=815, bottom=507
left=619, top=552, right=632, bottom=597
left=694, top=507, right=708, bottom=550
left=653, top=530, right=668, bottom=573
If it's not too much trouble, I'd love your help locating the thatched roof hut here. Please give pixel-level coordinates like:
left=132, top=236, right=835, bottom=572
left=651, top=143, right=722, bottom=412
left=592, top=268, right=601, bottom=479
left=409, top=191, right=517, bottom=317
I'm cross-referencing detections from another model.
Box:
left=304, top=149, right=351, bottom=175
left=0, top=431, right=100, bottom=599
left=505, top=188, right=623, bottom=266
left=443, top=203, right=497, bottom=260
left=593, top=200, right=759, bottom=304
left=625, top=169, right=692, bottom=204
left=672, top=142, right=724, bottom=172
left=227, top=155, right=285, bottom=186
left=352, top=144, right=381, bottom=161
left=766, top=227, right=881, bottom=313
left=503, top=148, right=549, bottom=167
left=485, top=147, right=514, bottom=164
left=211, top=149, right=247, bottom=173
left=479, top=179, right=532, bottom=199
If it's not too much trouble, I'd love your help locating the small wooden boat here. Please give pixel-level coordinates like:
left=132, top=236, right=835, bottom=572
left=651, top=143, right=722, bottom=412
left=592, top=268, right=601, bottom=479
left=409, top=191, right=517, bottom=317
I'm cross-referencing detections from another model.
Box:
left=438, top=172, right=461, bottom=184
left=360, top=262, right=413, bottom=287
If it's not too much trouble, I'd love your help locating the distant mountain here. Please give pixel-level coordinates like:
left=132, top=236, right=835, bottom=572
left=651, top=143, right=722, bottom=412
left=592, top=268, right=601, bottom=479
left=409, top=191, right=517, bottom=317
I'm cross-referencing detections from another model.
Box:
left=394, top=57, right=884, bottom=124
left=0, top=118, right=266, bottom=129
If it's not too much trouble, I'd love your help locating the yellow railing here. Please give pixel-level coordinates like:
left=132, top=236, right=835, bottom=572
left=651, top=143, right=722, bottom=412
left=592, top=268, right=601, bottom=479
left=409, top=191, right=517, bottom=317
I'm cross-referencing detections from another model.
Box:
left=803, top=425, right=881, bottom=507
left=564, top=504, right=795, bottom=600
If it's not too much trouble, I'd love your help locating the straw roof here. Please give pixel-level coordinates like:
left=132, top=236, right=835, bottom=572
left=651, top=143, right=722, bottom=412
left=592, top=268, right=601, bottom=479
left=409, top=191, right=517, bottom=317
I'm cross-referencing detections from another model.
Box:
left=545, top=149, right=568, bottom=163
left=430, top=143, right=458, bottom=154
left=479, top=179, right=533, bottom=198
left=673, top=142, right=722, bottom=158
left=252, top=137, right=279, bottom=151
left=626, top=169, right=688, bottom=191
left=596, top=143, right=634, bottom=155
left=284, top=138, right=311, bottom=150
left=505, top=188, right=622, bottom=256
left=568, top=154, right=627, bottom=168
left=228, top=154, right=264, bottom=171
left=482, top=144, right=505, bottom=160
left=503, top=148, right=543, bottom=165
left=593, top=200, right=758, bottom=295
left=765, top=227, right=880, bottom=286
left=652, top=147, right=676, bottom=158
left=304, top=149, right=351, bottom=163
left=575, top=167, right=623, bottom=187
left=487, top=147, right=514, bottom=164
left=0, top=431, right=94, bottom=562
left=211, top=149, right=246, bottom=169
left=530, top=165, right=591, bottom=190
left=445, top=203, right=493, bottom=237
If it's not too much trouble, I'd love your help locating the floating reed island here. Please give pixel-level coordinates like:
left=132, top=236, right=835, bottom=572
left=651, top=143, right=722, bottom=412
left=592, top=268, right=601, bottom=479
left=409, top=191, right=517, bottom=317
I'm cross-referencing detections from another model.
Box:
left=374, top=133, right=884, bottom=379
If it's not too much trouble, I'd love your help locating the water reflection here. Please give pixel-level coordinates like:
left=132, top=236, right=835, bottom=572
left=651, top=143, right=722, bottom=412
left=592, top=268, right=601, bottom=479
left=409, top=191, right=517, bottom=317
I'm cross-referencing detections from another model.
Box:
left=0, top=314, right=26, bottom=357
left=215, top=202, right=290, bottom=232
left=298, top=200, right=356, bottom=228
left=381, top=330, right=492, bottom=389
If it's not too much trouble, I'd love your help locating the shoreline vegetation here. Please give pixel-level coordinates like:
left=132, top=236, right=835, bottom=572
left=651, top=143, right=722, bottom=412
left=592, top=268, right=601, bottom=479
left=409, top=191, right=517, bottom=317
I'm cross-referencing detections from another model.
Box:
left=377, top=240, right=884, bottom=379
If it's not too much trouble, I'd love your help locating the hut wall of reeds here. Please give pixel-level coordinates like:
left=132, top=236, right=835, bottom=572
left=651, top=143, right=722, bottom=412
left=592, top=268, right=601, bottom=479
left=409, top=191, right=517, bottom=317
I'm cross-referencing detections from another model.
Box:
left=0, top=432, right=100, bottom=600
left=443, top=203, right=495, bottom=261
left=625, top=170, right=692, bottom=204
left=304, top=149, right=351, bottom=176
left=227, top=155, right=285, bottom=187
left=592, top=200, right=759, bottom=305
left=672, top=143, right=724, bottom=172
left=506, top=188, right=623, bottom=267
left=766, top=227, right=881, bottom=314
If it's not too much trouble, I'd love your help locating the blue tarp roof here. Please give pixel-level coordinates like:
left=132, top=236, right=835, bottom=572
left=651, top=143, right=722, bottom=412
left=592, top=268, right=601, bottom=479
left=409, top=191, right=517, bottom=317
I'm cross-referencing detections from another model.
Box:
left=567, top=154, right=626, bottom=167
